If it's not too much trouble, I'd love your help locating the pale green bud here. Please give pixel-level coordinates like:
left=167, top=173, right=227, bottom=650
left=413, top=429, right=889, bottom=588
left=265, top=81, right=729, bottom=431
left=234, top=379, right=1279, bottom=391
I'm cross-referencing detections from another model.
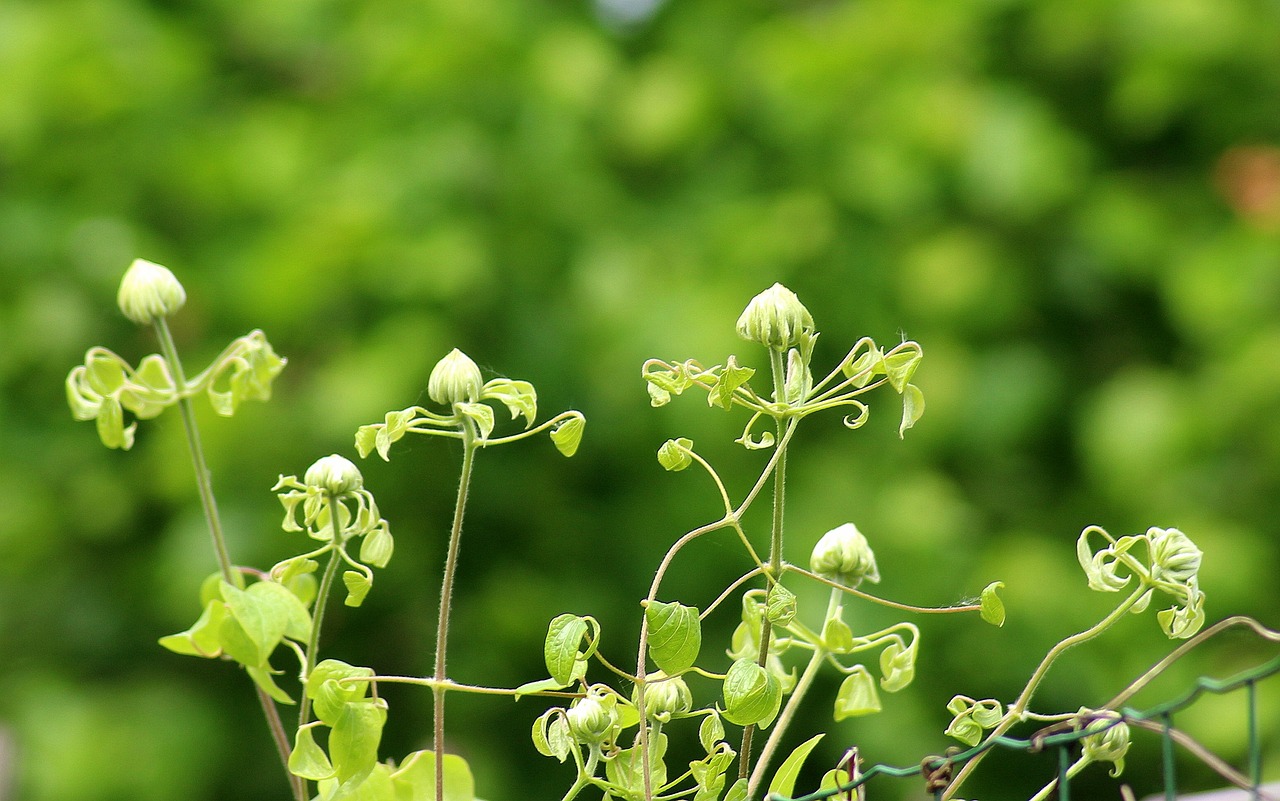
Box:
left=304, top=454, right=364, bottom=496
left=1148, top=527, right=1201, bottom=585
left=634, top=672, right=693, bottom=722
left=117, top=259, right=187, bottom=325
left=565, top=693, right=615, bottom=744
left=428, top=348, right=483, bottom=406
left=736, top=283, right=814, bottom=351
left=810, top=523, right=880, bottom=587
left=1081, top=714, right=1130, bottom=777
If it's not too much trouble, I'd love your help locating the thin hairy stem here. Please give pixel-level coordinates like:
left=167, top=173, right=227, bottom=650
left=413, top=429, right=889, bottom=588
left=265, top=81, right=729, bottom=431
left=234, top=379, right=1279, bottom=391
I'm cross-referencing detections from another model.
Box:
left=942, top=584, right=1150, bottom=799
left=784, top=566, right=982, bottom=615
left=434, top=422, right=478, bottom=801
left=350, top=675, right=582, bottom=698
left=298, top=514, right=343, bottom=731
left=748, top=588, right=842, bottom=796
left=739, top=348, right=790, bottom=781
left=153, top=318, right=304, bottom=801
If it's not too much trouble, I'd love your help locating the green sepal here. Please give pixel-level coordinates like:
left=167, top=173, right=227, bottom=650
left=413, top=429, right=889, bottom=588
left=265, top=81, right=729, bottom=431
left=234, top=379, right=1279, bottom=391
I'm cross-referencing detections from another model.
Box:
left=644, top=600, right=701, bottom=675
left=721, top=659, right=782, bottom=728
left=544, top=614, right=599, bottom=686
left=330, top=698, right=388, bottom=785
left=834, top=667, right=881, bottom=720
left=343, top=571, right=373, bottom=607
left=307, top=660, right=375, bottom=726
left=550, top=414, right=585, bottom=457
left=289, top=725, right=336, bottom=781
left=898, top=383, right=925, bottom=438
left=248, top=663, right=295, bottom=704
left=707, top=357, right=755, bottom=410
left=980, top=581, right=1006, bottom=627
left=767, top=733, right=825, bottom=800
left=657, top=438, right=694, bottom=472
left=390, top=749, right=477, bottom=801
left=158, top=599, right=227, bottom=658
left=765, top=583, right=796, bottom=626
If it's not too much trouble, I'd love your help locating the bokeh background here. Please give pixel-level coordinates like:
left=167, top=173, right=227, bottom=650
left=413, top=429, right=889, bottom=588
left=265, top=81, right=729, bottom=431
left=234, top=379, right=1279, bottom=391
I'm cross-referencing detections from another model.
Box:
left=3, top=0, right=1280, bottom=798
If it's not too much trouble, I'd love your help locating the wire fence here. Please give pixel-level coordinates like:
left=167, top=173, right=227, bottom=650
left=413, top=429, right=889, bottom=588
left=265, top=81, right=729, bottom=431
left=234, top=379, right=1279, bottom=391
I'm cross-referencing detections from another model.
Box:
left=771, top=616, right=1280, bottom=801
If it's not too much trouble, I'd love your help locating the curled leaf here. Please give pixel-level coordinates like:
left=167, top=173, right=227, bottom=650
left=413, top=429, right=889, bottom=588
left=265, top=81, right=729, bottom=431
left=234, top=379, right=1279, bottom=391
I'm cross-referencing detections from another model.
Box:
left=980, top=581, right=1006, bottom=627
left=657, top=438, right=694, bottom=472
left=550, top=413, right=585, bottom=457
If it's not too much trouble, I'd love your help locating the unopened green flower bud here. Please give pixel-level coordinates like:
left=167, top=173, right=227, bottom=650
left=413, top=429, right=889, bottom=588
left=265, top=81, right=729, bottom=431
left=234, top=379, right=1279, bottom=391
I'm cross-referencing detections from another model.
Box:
left=634, top=672, right=693, bottom=722
left=565, top=693, right=614, bottom=744
left=1149, top=527, right=1201, bottom=585
left=811, top=523, right=880, bottom=587
left=1081, top=714, right=1130, bottom=776
left=736, top=283, right=814, bottom=351
left=304, top=454, right=364, bottom=496
left=428, top=348, right=483, bottom=406
left=117, top=258, right=187, bottom=325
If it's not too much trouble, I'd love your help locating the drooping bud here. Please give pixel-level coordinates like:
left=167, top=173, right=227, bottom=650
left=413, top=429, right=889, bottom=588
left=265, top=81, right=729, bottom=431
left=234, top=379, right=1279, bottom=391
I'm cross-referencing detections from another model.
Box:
left=304, top=454, right=364, bottom=496
left=810, top=523, right=880, bottom=587
left=1148, top=527, right=1201, bottom=586
left=634, top=672, right=693, bottom=722
left=117, top=259, right=187, bottom=325
left=428, top=348, right=483, bottom=406
left=736, top=283, right=814, bottom=351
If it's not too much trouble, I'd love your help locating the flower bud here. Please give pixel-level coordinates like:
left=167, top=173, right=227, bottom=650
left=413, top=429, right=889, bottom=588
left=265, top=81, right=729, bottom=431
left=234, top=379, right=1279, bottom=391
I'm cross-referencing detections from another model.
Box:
left=304, top=454, right=364, bottom=496
left=811, top=523, right=880, bottom=587
left=634, top=672, right=693, bottom=722
left=1081, top=714, right=1130, bottom=776
left=117, top=259, right=187, bottom=325
left=736, top=283, right=814, bottom=351
left=565, top=693, right=615, bottom=744
left=1148, top=527, right=1201, bottom=585
left=428, top=348, right=483, bottom=406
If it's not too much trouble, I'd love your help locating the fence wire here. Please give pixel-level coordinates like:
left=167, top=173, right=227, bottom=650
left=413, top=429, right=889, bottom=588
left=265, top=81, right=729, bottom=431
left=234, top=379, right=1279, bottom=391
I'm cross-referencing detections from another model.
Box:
left=770, top=616, right=1280, bottom=801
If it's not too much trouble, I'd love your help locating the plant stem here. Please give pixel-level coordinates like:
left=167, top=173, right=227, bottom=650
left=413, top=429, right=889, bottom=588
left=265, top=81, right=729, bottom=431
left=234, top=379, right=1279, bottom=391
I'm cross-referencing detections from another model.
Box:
left=747, top=588, right=842, bottom=797
left=739, top=348, right=790, bottom=782
left=152, top=317, right=305, bottom=801
left=941, top=584, right=1150, bottom=799
left=299, top=503, right=345, bottom=731
left=434, top=422, right=478, bottom=801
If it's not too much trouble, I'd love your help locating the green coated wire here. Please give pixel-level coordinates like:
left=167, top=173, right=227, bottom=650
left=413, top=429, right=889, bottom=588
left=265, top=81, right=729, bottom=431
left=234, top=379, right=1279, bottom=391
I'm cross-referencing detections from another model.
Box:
left=769, top=649, right=1280, bottom=801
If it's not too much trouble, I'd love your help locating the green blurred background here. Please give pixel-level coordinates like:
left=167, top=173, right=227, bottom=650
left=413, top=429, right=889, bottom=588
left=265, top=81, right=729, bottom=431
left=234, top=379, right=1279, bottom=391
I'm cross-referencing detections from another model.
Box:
left=3, top=0, right=1280, bottom=798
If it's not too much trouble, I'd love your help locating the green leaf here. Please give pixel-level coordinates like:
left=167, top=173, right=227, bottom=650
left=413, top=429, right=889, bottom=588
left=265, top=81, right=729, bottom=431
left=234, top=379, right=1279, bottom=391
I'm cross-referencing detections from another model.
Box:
left=644, top=600, right=701, bottom=675
left=767, top=733, right=825, bottom=800
left=605, top=733, right=667, bottom=795
left=455, top=402, right=495, bottom=439
left=330, top=698, right=388, bottom=785
left=251, top=579, right=313, bottom=642
left=980, top=581, right=1006, bottom=627
left=879, top=639, right=916, bottom=692
left=360, top=528, right=395, bottom=569
left=307, top=660, right=375, bottom=726
left=218, top=580, right=296, bottom=666
left=544, top=614, right=598, bottom=686
left=699, top=711, right=725, bottom=753
left=898, top=383, right=925, bottom=438
left=833, top=668, right=881, bottom=720
left=656, top=438, right=694, bottom=472
left=391, top=749, right=477, bottom=801
left=707, top=357, right=755, bottom=410
left=158, top=599, right=227, bottom=658
left=721, top=659, right=782, bottom=728
left=512, top=676, right=571, bottom=697
left=343, top=570, right=373, bottom=607
left=882, top=345, right=922, bottom=393
left=723, top=778, right=749, bottom=801
left=691, top=748, right=735, bottom=801
left=290, top=726, right=336, bottom=781
left=821, top=616, right=855, bottom=654
left=550, top=414, right=585, bottom=457
left=481, top=378, right=538, bottom=428
left=248, top=664, right=295, bottom=704
left=765, top=583, right=796, bottom=626
left=531, top=710, right=572, bottom=763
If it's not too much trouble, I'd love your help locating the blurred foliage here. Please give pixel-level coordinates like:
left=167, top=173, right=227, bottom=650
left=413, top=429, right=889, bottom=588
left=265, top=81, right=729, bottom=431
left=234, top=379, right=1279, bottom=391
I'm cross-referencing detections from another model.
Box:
left=2, top=0, right=1280, bottom=798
